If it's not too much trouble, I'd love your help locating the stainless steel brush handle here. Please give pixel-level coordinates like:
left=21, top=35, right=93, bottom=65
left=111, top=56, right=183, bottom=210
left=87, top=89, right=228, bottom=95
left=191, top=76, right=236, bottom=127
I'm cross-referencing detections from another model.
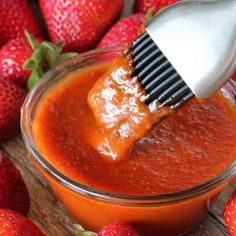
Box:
left=146, top=0, right=236, bottom=99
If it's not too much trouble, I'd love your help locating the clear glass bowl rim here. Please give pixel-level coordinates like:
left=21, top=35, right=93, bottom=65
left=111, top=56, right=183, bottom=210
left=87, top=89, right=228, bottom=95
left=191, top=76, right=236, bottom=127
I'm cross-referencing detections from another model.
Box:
left=21, top=47, right=236, bottom=206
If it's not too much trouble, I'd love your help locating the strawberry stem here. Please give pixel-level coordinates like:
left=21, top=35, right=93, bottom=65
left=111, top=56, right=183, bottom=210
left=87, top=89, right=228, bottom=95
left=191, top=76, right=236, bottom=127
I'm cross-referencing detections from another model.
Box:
left=27, top=69, right=41, bottom=90
left=23, top=31, right=78, bottom=90
left=24, top=31, right=40, bottom=51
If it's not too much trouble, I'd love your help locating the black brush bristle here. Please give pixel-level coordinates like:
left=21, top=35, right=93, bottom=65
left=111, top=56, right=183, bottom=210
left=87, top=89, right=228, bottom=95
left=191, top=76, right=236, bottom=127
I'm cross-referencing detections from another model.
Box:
left=131, top=32, right=194, bottom=107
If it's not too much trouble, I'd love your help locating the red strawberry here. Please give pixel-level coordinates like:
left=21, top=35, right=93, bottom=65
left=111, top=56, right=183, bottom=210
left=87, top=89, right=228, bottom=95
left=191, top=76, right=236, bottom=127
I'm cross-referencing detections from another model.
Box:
left=0, top=37, right=33, bottom=86
left=0, top=0, right=41, bottom=45
left=98, top=222, right=140, bottom=236
left=0, top=151, right=30, bottom=215
left=0, top=79, right=26, bottom=143
left=0, top=32, right=78, bottom=88
left=224, top=190, right=236, bottom=235
left=134, top=0, right=180, bottom=14
left=0, top=209, right=44, bottom=235
left=232, top=72, right=236, bottom=81
left=98, top=13, right=146, bottom=48
left=39, top=0, right=124, bottom=52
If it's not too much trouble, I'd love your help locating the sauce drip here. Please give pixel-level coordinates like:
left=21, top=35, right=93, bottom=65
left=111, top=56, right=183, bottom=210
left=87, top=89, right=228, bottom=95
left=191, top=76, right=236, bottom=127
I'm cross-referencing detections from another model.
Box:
left=88, top=52, right=170, bottom=161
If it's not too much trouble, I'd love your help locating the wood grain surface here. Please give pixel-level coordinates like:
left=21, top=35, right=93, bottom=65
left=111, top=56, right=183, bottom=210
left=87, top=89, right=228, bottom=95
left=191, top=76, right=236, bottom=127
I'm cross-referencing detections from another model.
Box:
left=0, top=136, right=233, bottom=236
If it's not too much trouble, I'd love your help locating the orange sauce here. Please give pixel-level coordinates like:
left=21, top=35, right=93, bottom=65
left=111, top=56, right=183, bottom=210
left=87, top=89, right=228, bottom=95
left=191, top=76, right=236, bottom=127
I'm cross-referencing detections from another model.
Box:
left=33, top=63, right=236, bottom=196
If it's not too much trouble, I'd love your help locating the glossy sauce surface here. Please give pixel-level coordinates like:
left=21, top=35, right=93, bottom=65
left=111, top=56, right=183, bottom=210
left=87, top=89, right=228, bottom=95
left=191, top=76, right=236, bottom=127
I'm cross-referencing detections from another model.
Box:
left=88, top=53, right=155, bottom=161
left=33, top=63, right=236, bottom=195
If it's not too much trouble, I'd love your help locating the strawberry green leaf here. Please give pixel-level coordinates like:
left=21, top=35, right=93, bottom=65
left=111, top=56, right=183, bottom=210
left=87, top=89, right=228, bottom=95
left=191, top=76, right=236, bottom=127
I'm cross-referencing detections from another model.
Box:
left=74, top=224, right=97, bottom=236
left=59, top=52, right=78, bottom=62
left=23, top=59, right=36, bottom=70
left=23, top=32, right=78, bottom=90
left=31, top=48, right=42, bottom=65
left=146, top=7, right=155, bottom=22
left=27, top=69, right=41, bottom=90
left=25, top=31, right=40, bottom=51
left=54, top=41, right=64, bottom=53
left=41, top=42, right=59, bottom=67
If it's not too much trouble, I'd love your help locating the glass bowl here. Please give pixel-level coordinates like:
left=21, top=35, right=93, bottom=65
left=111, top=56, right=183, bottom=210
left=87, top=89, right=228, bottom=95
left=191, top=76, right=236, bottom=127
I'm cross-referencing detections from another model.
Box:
left=21, top=47, right=236, bottom=236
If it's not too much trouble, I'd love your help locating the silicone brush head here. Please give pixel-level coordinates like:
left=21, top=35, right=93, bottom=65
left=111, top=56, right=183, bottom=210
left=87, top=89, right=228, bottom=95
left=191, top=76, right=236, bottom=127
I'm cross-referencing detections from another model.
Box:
left=131, top=0, right=236, bottom=109
left=131, top=32, right=194, bottom=109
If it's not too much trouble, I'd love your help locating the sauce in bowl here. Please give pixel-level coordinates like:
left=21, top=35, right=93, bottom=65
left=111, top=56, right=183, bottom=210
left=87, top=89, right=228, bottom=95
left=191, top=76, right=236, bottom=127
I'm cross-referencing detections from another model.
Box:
left=22, top=49, right=236, bottom=235
left=33, top=63, right=236, bottom=196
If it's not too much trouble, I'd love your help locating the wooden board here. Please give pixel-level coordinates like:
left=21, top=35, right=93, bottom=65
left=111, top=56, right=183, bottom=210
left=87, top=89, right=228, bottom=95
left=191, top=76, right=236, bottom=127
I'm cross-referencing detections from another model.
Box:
left=1, top=136, right=233, bottom=236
